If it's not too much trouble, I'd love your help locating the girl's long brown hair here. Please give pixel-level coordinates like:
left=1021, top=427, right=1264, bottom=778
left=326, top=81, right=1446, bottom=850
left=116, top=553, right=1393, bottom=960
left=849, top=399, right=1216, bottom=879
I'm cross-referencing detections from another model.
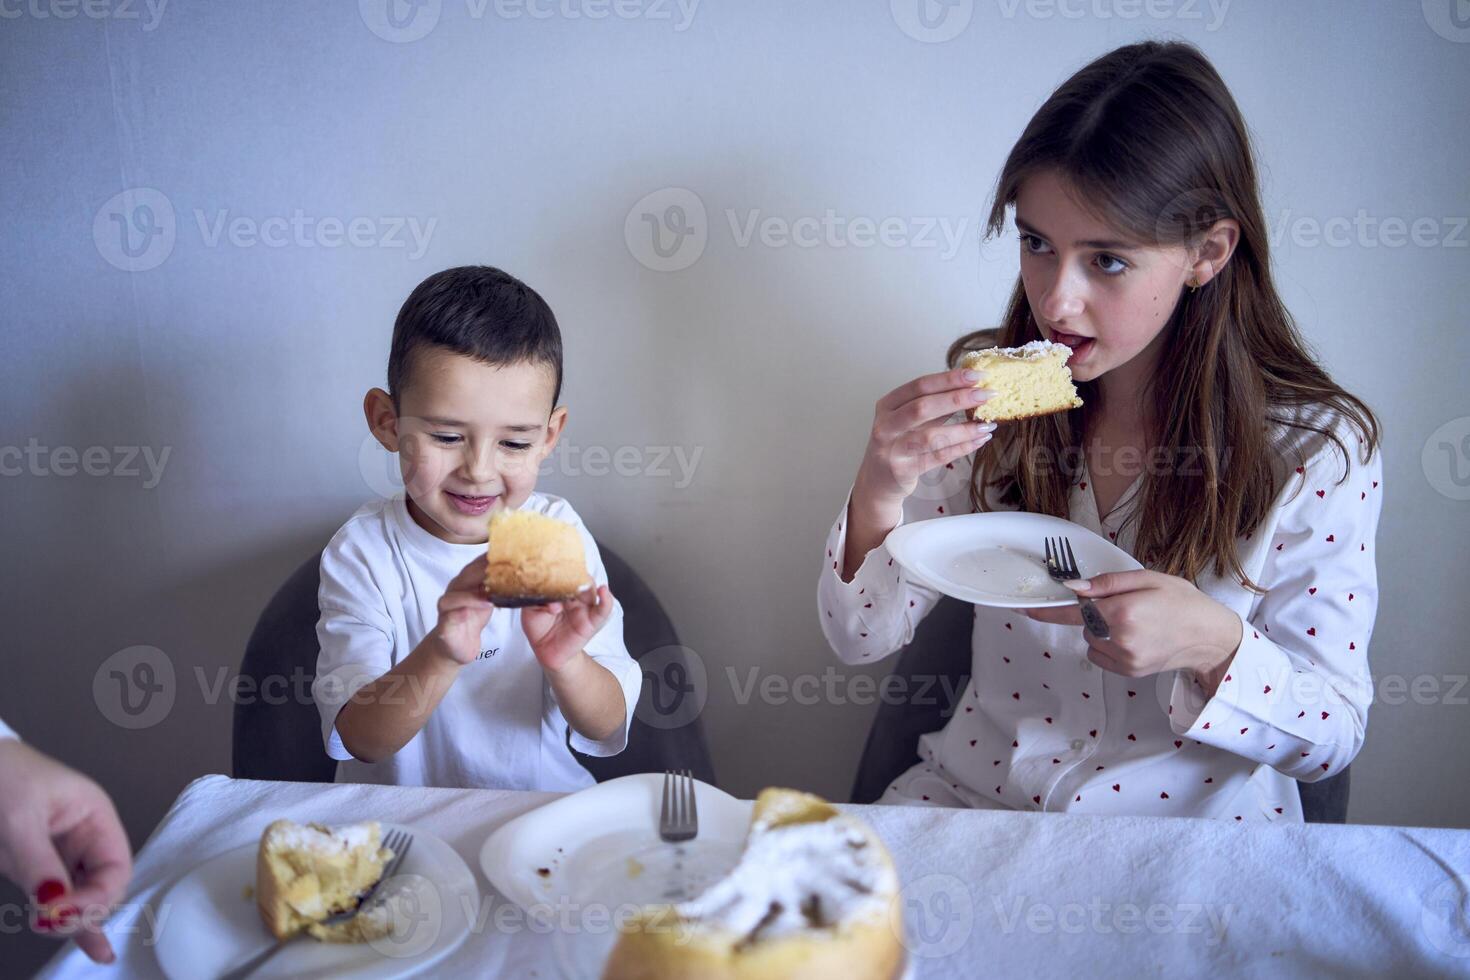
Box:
left=950, top=41, right=1379, bottom=591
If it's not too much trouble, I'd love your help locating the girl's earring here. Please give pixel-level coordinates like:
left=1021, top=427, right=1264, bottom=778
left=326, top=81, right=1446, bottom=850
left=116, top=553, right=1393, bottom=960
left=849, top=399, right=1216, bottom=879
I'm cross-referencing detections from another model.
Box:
left=1187, top=276, right=1201, bottom=292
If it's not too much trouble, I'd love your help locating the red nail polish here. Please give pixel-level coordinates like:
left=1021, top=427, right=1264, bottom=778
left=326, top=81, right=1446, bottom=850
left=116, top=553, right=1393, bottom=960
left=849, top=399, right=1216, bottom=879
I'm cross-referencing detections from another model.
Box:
left=55, top=904, right=79, bottom=922
left=35, top=879, right=66, bottom=904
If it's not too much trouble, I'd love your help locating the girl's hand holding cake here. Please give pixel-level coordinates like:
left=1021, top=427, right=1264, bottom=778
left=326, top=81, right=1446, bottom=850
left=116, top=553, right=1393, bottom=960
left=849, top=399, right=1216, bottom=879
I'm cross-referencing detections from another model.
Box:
left=842, top=367, right=997, bottom=579
left=1023, top=570, right=1244, bottom=695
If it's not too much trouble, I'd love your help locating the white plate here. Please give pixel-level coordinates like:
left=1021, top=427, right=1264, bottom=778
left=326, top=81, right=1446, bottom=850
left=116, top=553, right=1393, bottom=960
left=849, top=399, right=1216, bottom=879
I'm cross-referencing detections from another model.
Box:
left=885, top=511, right=1142, bottom=608
left=479, top=773, right=751, bottom=979
left=154, top=823, right=484, bottom=980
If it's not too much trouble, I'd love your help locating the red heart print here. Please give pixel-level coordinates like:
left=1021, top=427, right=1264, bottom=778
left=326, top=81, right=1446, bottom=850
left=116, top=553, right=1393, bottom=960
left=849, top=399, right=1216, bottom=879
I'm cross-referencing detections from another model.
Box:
left=1263, top=685, right=1271, bottom=694
left=1112, top=784, right=1121, bottom=792
left=1307, top=627, right=1316, bottom=636
left=1204, top=777, right=1213, bottom=783
left=1160, top=792, right=1169, bottom=799
left=1315, top=489, right=1325, bottom=498
left=1325, top=534, right=1335, bottom=542
left=1308, top=587, right=1316, bottom=595
left=1295, top=466, right=1304, bottom=474
left=1012, top=692, right=1020, bottom=700
left=1032, top=795, right=1041, bottom=805
left=1321, top=711, right=1330, bottom=719
left=1127, top=733, right=1137, bottom=741
left=1174, top=740, right=1183, bottom=748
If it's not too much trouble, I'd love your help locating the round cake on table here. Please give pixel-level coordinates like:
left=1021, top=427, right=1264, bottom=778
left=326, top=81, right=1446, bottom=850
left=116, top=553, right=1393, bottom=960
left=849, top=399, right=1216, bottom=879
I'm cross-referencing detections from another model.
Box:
left=960, top=339, right=1084, bottom=421
left=602, top=788, right=905, bottom=980
left=483, top=507, right=593, bottom=606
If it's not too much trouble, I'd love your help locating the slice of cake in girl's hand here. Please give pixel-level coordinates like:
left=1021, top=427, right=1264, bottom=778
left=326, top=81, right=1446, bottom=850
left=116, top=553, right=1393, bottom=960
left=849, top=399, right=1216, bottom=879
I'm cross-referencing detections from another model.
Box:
left=602, top=789, right=904, bottom=980
left=256, top=820, right=395, bottom=942
left=961, top=339, right=1083, bottom=421
left=483, top=507, right=594, bottom=607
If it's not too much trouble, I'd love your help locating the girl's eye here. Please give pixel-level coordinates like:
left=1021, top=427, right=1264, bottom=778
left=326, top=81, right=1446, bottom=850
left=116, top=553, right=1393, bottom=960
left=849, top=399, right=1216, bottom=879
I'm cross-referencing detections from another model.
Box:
left=1095, top=253, right=1129, bottom=275
left=501, top=442, right=533, bottom=452
left=430, top=433, right=462, bottom=446
left=1020, top=233, right=1052, bottom=255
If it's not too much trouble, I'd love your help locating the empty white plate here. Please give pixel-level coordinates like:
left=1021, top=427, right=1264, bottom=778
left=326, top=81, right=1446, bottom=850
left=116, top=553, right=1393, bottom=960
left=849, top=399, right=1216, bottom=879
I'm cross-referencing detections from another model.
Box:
left=479, top=773, right=751, bottom=978
left=885, top=511, right=1142, bottom=608
left=153, top=823, right=484, bottom=980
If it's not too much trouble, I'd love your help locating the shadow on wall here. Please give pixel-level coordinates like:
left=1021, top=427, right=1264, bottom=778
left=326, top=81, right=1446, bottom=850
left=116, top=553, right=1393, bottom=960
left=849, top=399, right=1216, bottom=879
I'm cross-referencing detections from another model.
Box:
left=0, top=360, right=351, bottom=975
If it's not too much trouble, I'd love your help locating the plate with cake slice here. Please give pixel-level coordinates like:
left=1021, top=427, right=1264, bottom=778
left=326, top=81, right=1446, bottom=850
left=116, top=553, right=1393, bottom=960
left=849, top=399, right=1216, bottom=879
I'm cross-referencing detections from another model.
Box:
left=154, top=820, right=484, bottom=980
left=885, top=511, right=1142, bottom=608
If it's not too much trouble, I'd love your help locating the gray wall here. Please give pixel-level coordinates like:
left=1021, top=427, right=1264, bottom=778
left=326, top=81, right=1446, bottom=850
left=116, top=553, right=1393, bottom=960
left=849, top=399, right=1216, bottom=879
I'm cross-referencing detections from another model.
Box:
left=3, top=1, right=1468, bottom=972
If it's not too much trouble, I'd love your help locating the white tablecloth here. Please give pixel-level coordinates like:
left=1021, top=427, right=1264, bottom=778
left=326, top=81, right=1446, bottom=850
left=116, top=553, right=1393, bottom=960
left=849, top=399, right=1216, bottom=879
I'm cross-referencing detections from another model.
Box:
left=35, top=774, right=1470, bottom=978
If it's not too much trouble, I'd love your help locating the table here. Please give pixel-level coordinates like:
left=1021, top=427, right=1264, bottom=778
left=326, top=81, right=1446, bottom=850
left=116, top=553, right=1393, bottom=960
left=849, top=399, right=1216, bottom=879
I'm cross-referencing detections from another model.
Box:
left=35, top=775, right=1470, bottom=978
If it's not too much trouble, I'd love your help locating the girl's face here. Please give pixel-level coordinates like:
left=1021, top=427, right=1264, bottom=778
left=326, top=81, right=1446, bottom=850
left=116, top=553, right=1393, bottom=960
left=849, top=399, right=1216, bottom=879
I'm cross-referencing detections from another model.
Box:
left=1014, top=170, right=1196, bottom=389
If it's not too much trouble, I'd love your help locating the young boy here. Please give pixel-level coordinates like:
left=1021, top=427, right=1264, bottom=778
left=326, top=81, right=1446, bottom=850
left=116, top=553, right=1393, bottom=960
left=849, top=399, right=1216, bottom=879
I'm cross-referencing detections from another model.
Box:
left=311, top=266, right=641, bottom=791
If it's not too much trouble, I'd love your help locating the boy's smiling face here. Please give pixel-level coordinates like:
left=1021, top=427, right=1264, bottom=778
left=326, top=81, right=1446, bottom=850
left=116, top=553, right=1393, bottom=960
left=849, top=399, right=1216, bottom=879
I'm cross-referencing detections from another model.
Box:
left=366, top=346, right=566, bottom=545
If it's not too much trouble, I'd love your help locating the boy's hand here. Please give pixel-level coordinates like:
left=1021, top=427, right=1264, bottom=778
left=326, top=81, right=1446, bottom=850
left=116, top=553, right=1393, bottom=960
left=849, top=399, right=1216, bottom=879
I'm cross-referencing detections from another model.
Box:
left=522, top=585, right=615, bottom=674
left=430, top=556, right=496, bottom=666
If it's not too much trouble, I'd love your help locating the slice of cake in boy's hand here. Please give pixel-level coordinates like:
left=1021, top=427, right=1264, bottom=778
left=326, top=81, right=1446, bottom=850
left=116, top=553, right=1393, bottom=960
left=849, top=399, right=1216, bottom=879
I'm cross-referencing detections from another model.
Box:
left=960, top=339, right=1083, bottom=422
left=256, top=819, right=395, bottom=943
left=483, top=507, right=594, bottom=607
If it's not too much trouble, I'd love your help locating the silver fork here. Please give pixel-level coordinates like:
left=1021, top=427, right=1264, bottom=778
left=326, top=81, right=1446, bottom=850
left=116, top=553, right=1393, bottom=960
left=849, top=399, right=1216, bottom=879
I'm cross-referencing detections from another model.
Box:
left=1044, top=536, right=1111, bottom=640
left=219, top=828, right=414, bottom=980
left=659, top=769, right=699, bottom=843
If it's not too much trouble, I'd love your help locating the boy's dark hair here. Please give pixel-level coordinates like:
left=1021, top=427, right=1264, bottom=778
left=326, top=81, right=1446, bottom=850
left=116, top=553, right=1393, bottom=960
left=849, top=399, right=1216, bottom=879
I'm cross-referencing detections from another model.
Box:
left=388, top=266, right=563, bottom=409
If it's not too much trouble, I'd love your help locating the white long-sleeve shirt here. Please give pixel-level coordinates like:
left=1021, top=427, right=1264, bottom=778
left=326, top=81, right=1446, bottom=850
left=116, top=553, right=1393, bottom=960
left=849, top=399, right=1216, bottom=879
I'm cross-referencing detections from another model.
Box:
left=312, top=492, right=642, bottom=792
left=819, top=413, right=1382, bottom=822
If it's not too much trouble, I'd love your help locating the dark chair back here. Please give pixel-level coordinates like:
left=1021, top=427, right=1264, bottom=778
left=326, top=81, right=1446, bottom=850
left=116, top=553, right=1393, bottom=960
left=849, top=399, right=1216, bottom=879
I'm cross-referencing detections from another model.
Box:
left=850, top=596, right=1350, bottom=823
left=232, top=542, right=716, bottom=787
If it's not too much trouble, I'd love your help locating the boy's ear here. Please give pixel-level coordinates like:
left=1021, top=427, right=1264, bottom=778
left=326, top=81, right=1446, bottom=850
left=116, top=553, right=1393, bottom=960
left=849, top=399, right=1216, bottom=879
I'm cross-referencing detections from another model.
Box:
left=1190, top=218, right=1240, bottom=288
left=363, top=388, right=401, bottom=452
left=540, top=406, right=569, bottom=459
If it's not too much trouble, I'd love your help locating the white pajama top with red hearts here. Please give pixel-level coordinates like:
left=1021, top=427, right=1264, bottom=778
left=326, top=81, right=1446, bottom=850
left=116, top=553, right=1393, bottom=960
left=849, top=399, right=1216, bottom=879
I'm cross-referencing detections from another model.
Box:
left=818, top=415, right=1382, bottom=823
